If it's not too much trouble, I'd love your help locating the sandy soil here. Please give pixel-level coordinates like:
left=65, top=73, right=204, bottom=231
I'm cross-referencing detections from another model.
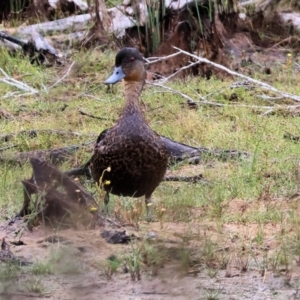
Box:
left=1, top=215, right=300, bottom=300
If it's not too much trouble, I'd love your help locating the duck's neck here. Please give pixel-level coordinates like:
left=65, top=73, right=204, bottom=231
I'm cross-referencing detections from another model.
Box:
left=121, top=80, right=145, bottom=115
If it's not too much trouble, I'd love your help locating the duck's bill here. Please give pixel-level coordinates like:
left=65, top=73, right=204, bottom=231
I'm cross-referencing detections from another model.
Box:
left=104, top=66, right=125, bottom=84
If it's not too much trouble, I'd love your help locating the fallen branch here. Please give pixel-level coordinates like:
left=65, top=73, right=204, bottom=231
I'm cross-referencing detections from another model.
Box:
left=144, top=52, right=183, bottom=65
left=0, top=31, right=64, bottom=65
left=48, top=61, right=75, bottom=89
left=79, top=110, right=111, bottom=120
left=0, top=31, right=25, bottom=47
left=0, top=68, right=38, bottom=94
left=150, top=80, right=269, bottom=109
left=173, top=47, right=300, bottom=103
left=0, top=142, right=93, bottom=165
left=17, top=14, right=92, bottom=37
left=164, top=174, right=203, bottom=183
left=11, top=2, right=145, bottom=39
left=0, top=129, right=96, bottom=142
left=149, top=64, right=300, bottom=114
left=159, top=60, right=200, bottom=84
left=148, top=81, right=206, bottom=104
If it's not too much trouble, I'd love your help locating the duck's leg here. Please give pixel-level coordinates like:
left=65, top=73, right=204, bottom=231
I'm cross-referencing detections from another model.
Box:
left=145, top=195, right=152, bottom=221
left=104, top=192, right=110, bottom=214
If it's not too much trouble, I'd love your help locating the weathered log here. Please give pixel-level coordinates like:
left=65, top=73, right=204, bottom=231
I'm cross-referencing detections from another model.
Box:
left=2, top=0, right=228, bottom=77
left=51, top=31, right=86, bottom=48
left=13, top=1, right=143, bottom=38
left=0, top=31, right=26, bottom=47
left=1, top=4, right=139, bottom=54
left=0, top=0, right=88, bottom=23
left=18, top=14, right=92, bottom=36
left=29, top=0, right=89, bottom=20
left=5, top=0, right=204, bottom=44
left=278, top=12, right=300, bottom=33
left=0, top=30, right=64, bottom=65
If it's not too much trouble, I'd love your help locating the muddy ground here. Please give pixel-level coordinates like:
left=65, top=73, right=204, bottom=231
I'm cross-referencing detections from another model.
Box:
left=1, top=208, right=300, bottom=300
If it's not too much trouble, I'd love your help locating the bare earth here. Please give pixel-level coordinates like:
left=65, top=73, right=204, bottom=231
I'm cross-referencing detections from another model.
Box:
left=1, top=211, right=300, bottom=300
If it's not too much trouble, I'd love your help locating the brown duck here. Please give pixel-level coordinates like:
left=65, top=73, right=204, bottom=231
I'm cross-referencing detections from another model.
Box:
left=89, top=48, right=168, bottom=219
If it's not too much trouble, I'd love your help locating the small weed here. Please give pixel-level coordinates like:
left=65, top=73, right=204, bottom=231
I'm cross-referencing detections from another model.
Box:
left=31, top=261, right=53, bottom=275
left=278, top=245, right=290, bottom=268
left=141, top=243, right=167, bottom=276
left=0, top=261, right=20, bottom=281
left=98, top=255, right=121, bottom=280
left=197, top=239, right=225, bottom=269
left=252, top=223, right=264, bottom=245
left=112, top=197, right=144, bottom=224
left=25, top=278, right=47, bottom=295
left=178, top=247, right=193, bottom=272
left=123, top=246, right=141, bottom=281
left=204, top=288, right=222, bottom=300
left=207, top=267, right=218, bottom=278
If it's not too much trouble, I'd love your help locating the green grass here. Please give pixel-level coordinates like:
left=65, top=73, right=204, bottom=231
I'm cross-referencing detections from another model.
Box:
left=1, top=49, right=300, bottom=220
left=1, top=48, right=300, bottom=291
left=0, top=261, right=20, bottom=281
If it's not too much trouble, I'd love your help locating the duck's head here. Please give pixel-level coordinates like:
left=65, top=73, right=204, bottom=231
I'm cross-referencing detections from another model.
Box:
left=104, top=48, right=146, bottom=84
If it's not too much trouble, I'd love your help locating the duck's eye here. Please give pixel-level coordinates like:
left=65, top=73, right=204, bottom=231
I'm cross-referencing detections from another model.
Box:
left=130, top=57, right=135, bottom=62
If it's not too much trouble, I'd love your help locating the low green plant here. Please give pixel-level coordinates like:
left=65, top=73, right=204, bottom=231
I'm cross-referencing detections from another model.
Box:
left=25, top=277, right=47, bottom=295
left=98, top=255, right=121, bottom=280
left=140, top=242, right=167, bottom=276
left=204, top=287, right=223, bottom=300
left=0, top=261, right=20, bottom=281
left=31, top=261, right=53, bottom=275
left=122, top=241, right=142, bottom=281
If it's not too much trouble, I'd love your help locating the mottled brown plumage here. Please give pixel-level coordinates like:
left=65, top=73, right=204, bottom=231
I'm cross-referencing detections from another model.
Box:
left=89, top=48, right=168, bottom=218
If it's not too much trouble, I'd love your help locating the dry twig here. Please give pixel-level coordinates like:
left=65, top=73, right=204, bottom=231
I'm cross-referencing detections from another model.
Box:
left=0, top=129, right=96, bottom=142
left=0, top=68, right=38, bottom=94
left=146, top=48, right=300, bottom=114
left=173, top=46, right=300, bottom=103
left=48, top=61, right=76, bottom=89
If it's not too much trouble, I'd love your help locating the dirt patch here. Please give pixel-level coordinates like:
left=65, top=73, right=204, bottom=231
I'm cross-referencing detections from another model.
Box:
left=1, top=213, right=300, bottom=299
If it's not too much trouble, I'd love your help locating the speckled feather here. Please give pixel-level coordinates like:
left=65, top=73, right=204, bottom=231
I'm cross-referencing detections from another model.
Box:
left=89, top=48, right=168, bottom=200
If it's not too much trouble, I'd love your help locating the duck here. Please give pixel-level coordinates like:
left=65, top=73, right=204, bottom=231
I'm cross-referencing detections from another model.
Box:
left=89, top=48, right=168, bottom=219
